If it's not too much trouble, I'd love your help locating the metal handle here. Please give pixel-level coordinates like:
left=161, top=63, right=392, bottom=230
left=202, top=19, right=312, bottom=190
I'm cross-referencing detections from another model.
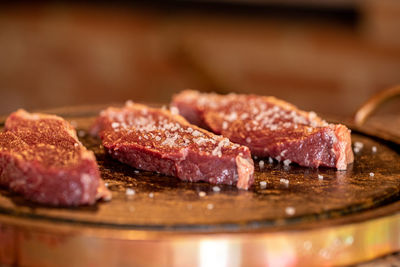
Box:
left=354, top=85, right=400, bottom=126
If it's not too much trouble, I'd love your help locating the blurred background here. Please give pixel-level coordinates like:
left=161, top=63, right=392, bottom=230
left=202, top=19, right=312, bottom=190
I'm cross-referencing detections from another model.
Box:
left=0, top=1, right=399, bottom=117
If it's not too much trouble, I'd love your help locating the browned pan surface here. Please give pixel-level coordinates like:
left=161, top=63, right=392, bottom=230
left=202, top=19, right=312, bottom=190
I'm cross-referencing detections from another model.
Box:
left=0, top=105, right=399, bottom=232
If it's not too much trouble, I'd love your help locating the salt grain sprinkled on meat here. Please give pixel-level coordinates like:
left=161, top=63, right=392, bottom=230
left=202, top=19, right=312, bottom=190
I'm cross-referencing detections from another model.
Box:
left=126, top=188, right=135, bottom=196
left=318, top=174, right=324, bottom=180
left=170, top=106, right=179, bottom=115
left=372, top=146, right=377, bottom=153
left=246, top=137, right=252, bottom=143
left=259, top=160, right=265, bottom=169
left=74, top=143, right=79, bottom=147
left=212, top=186, right=221, bottom=192
left=199, top=191, right=206, bottom=197
left=222, top=121, right=228, bottom=130
left=104, top=182, right=109, bottom=188
left=369, top=172, right=375, bottom=177
left=207, top=203, right=214, bottom=210
left=149, top=192, right=154, bottom=198
left=283, top=159, right=291, bottom=166
left=285, top=206, right=295, bottom=216
left=259, top=181, right=267, bottom=189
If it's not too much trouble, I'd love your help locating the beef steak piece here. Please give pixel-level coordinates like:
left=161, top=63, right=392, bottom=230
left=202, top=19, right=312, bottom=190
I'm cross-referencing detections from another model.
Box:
left=171, top=90, right=354, bottom=170
left=91, top=102, right=254, bottom=189
left=0, top=110, right=111, bottom=206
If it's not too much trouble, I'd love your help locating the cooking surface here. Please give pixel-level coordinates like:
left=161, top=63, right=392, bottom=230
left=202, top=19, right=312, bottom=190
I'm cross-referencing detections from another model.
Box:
left=0, top=108, right=399, bottom=231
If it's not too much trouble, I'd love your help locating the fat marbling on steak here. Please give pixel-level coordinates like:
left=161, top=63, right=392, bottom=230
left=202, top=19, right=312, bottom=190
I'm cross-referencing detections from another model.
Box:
left=0, top=110, right=111, bottom=206
left=171, top=90, right=354, bottom=170
left=91, top=102, right=254, bottom=189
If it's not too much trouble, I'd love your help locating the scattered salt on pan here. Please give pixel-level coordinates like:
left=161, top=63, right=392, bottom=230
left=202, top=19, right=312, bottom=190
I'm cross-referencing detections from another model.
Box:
left=134, top=170, right=140, bottom=174
left=372, top=146, right=377, bottom=153
left=207, top=203, right=214, bottom=210
left=285, top=206, right=295, bottom=216
left=78, top=130, right=85, bottom=137
left=259, top=181, right=267, bottom=189
left=70, top=120, right=77, bottom=127
left=268, top=157, right=274, bottom=164
left=126, top=188, right=135, bottom=196
left=353, top=141, right=364, bottom=152
left=212, top=186, right=221, bottom=192
left=318, top=174, right=324, bottom=180
left=149, top=192, right=154, bottom=198
left=280, top=178, right=289, bottom=185
left=369, top=172, right=375, bottom=177
left=283, top=159, right=291, bottom=166
left=259, top=160, right=265, bottom=169
left=199, top=191, right=206, bottom=197
left=254, top=156, right=258, bottom=160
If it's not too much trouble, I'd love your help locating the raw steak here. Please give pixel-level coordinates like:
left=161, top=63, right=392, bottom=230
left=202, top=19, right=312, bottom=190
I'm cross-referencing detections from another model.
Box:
left=0, top=110, right=111, bottom=206
left=171, top=90, right=354, bottom=170
left=91, top=102, right=254, bottom=189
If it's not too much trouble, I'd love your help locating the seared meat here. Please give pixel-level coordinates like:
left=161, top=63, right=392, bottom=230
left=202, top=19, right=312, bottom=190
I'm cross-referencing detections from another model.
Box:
left=172, top=90, right=354, bottom=170
left=92, top=102, right=254, bottom=189
left=0, top=110, right=111, bottom=206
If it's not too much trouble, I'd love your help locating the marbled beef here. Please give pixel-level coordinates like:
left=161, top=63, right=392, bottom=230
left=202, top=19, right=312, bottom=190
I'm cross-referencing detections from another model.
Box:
left=172, top=90, right=354, bottom=170
left=0, top=110, right=111, bottom=206
left=91, top=102, right=254, bottom=189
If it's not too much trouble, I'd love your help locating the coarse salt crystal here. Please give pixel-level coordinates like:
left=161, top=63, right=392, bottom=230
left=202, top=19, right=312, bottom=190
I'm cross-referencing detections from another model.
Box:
left=134, top=170, right=140, bottom=174
left=212, top=186, right=221, bottom=192
left=354, top=141, right=364, bottom=150
left=246, top=137, right=252, bottom=143
left=111, top=122, right=119, bottom=128
left=369, top=172, right=375, bottom=177
left=74, top=143, right=79, bottom=147
left=285, top=206, right=296, bottom=216
left=372, top=146, right=377, bottom=153
left=283, top=159, right=291, bottom=166
left=126, top=188, right=135, bottom=196
left=207, top=203, right=214, bottom=210
left=149, top=192, right=154, bottom=198
left=318, top=174, right=324, bottom=180
left=259, top=160, right=265, bottom=169
left=268, top=157, right=274, bottom=164
left=280, top=178, right=289, bottom=185
left=222, top=121, right=228, bottom=130
left=170, top=106, right=179, bottom=115
left=104, top=182, right=109, bottom=188
left=259, top=181, right=267, bottom=189
left=199, top=191, right=206, bottom=197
